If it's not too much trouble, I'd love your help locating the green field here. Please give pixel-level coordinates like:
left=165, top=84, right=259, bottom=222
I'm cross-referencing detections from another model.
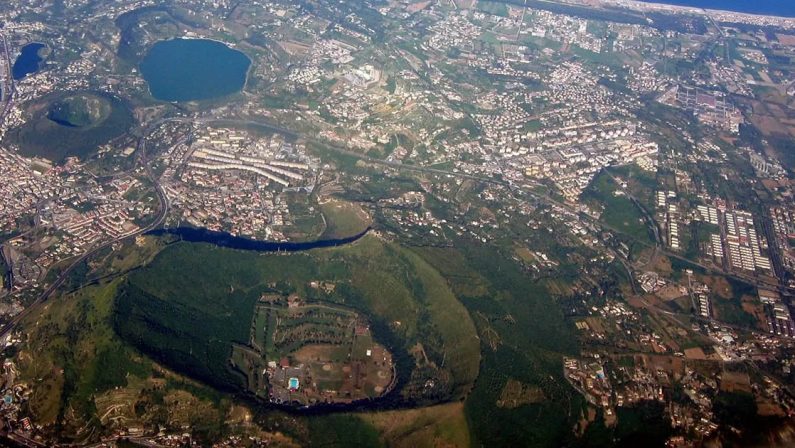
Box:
left=47, top=94, right=111, bottom=128
left=256, top=303, right=357, bottom=360
left=583, top=170, right=655, bottom=243
left=477, top=1, right=509, bottom=17
left=319, top=199, right=371, bottom=239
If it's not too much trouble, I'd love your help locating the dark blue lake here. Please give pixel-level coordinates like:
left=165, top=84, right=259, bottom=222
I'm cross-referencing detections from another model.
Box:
left=139, top=38, right=251, bottom=102
left=639, top=0, right=795, bottom=18
left=12, top=43, right=46, bottom=80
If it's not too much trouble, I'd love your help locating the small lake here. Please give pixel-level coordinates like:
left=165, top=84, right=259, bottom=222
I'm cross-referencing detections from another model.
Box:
left=638, top=0, right=795, bottom=18
left=147, top=226, right=371, bottom=252
left=12, top=43, right=46, bottom=80
left=140, top=38, right=251, bottom=102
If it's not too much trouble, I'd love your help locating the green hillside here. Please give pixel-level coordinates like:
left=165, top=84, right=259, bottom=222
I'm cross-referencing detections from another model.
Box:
left=113, top=235, right=481, bottom=402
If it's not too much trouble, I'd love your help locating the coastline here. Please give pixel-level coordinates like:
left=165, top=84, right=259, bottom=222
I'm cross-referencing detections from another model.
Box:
left=598, top=0, right=795, bottom=26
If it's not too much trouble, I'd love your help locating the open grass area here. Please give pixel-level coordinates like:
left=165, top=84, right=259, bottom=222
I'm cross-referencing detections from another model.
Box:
left=307, top=414, right=382, bottom=447
left=476, top=1, right=509, bottom=17
left=319, top=199, right=371, bottom=239
left=300, top=403, right=470, bottom=447
left=583, top=170, right=654, bottom=243
left=281, top=192, right=326, bottom=241
left=361, top=402, right=470, bottom=448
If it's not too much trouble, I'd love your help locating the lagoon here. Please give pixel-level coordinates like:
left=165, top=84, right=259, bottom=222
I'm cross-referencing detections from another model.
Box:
left=139, top=38, right=251, bottom=102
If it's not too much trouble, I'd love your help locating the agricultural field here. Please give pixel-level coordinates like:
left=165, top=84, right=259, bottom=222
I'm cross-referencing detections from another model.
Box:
left=231, top=299, right=394, bottom=405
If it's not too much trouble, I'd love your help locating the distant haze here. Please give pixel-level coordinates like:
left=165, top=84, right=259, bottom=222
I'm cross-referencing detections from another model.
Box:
left=639, top=0, right=795, bottom=18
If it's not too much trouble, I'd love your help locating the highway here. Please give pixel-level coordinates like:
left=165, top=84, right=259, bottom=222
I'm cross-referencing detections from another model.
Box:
left=0, top=113, right=497, bottom=341
left=0, top=32, right=16, bottom=125
left=191, top=117, right=790, bottom=295
left=0, top=112, right=786, bottom=344
left=0, top=125, right=169, bottom=340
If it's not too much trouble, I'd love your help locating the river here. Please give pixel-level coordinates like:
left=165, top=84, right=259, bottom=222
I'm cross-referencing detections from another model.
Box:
left=146, top=226, right=371, bottom=252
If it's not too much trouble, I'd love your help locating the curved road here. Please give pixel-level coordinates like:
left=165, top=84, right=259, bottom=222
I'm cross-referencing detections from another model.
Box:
left=0, top=129, right=169, bottom=340
left=197, top=117, right=785, bottom=293
left=1, top=113, right=785, bottom=340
